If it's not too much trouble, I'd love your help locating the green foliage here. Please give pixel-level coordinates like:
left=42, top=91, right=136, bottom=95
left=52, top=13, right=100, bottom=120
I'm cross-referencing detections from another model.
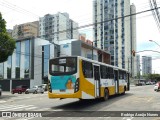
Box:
left=147, top=74, right=160, bottom=81
left=143, top=74, right=160, bottom=81
left=0, top=12, right=16, bottom=63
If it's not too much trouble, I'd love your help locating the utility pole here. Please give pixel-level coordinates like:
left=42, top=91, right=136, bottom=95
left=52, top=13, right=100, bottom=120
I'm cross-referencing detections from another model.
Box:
left=139, top=64, right=141, bottom=84
left=92, top=42, right=93, bottom=60
left=128, top=58, right=129, bottom=72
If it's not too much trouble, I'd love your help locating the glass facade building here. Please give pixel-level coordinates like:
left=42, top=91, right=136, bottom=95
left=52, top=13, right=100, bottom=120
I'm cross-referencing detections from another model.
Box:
left=43, top=45, right=50, bottom=77
left=0, top=38, right=54, bottom=91
left=24, top=40, right=30, bottom=78
left=15, top=42, right=21, bottom=78
left=0, top=63, right=3, bottom=79
left=7, top=56, right=12, bottom=79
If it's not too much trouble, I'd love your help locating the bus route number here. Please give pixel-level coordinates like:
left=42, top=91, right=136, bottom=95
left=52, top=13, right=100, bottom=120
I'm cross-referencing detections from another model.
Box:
left=59, top=59, right=66, bottom=64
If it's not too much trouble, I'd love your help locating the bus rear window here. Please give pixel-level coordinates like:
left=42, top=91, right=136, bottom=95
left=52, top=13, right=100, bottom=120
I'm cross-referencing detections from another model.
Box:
left=49, top=57, right=77, bottom=75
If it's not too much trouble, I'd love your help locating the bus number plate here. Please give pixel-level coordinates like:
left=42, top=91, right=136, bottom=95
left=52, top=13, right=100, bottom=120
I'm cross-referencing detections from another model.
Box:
left=60, top=89, right=66, bottom=92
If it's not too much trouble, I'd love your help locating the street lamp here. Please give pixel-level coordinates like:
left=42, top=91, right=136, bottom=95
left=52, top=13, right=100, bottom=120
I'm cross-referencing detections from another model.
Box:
left=149, top=40, right=160, bottom=48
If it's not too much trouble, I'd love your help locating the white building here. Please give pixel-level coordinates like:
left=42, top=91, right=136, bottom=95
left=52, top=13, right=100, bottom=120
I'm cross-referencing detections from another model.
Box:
left=93, top=0, right=136, bottom=75
left=39, top=12, right=79, bottom=43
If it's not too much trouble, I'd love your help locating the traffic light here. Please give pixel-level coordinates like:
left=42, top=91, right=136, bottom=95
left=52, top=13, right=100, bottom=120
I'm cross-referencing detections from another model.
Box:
left=132, top=50, right=135, bottom=57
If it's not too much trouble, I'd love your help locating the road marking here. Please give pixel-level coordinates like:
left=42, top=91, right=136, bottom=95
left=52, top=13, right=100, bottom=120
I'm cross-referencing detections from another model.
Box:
left=16, top=117, right=35, bottom=120
left=0, top=105, right=35, bottom=111
left=36, top=108, right=50, bottom=111
left=11, top=95, right=42, bottom=100
left=24, top=107, right=37, bottom=110
left=0, top=100, right=6, bottom=103
left=122, top=117, right=134, bottom=120
left=52, top=109, right=63, bottom=111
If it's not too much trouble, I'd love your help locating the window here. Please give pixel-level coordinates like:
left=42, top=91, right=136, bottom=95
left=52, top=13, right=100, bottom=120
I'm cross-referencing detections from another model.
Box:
left=24, top=40, right=30, bottom=78
left=15, top=42, right=21, bottom=78
left=82, top=60, right=93, bottom=78
left=0, top=63, right=3, bottom=79
left=43, top=45, right=50, bottom=77
left=119, top=70, right=123, bottom=79
left=50, top=57, right=77, bottom=76
left=7, top=56, right=12, bottom=79
left=100, top=65, right=107, bottom=79
left=108, top=67, right=114, bottom=79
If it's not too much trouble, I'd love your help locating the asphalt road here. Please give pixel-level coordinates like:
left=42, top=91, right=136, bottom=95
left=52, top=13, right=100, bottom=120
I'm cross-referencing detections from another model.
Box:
left=0, top=85, right=160, bottom=120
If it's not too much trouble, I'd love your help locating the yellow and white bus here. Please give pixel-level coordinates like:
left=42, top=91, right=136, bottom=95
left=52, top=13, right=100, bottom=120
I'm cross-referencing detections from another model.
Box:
left=48, top=56, right=130, bottom=100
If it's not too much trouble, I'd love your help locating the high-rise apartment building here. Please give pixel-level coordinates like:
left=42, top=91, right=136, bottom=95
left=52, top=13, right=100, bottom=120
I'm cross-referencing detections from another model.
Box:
left=135, top=54, right=140, bottom=77
left=130, top=4, right=137, bottom=77
left=93, top=0, right=136, bottom=73
left=39, top=12, right=79, bottom=43
left=12, top=21, right=39, bottom=40
left=142, top=56, right=152, bottom=75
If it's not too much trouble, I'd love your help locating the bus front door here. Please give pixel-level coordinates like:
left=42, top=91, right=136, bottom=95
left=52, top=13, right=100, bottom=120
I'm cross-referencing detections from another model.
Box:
left=94, top=65, right=100, bottom=98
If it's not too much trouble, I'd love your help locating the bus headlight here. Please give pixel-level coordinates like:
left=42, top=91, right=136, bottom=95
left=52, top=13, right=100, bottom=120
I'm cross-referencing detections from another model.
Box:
left=74, top=78, right=79, bottom=93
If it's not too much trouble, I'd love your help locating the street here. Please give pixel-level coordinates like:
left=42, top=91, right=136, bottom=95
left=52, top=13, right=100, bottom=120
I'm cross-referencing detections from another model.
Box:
left=0, top=85, right=160, bottom=120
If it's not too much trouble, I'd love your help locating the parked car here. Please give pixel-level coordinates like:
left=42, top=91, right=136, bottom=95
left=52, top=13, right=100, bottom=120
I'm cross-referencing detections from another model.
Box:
left=12, top=85, right=28, bottom=94
left=135, top=82, right=145, bottom=86
left=0, top=85, right=2, bottom=96
left=25, top=85, right=44, bottom=94
left=146, top=82, right=151, bottom=85
left=154, top=82, right=160, bottom=92
left=146, top=81, right=155, bottom=85
left=41, top=84, right=47, bottom=91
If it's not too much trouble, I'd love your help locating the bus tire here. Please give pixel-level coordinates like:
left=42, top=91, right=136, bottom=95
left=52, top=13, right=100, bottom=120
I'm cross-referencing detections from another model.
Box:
left=103, top=89, right=109, bottom=101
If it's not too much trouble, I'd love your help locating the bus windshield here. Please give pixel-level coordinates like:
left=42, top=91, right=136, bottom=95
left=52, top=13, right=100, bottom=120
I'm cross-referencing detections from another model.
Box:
left=49, top=57, right=77, bottom=75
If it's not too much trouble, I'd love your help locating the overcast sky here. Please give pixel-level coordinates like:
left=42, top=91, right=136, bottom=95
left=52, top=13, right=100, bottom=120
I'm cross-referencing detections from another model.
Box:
left=1, top=0, right=160, bottom=73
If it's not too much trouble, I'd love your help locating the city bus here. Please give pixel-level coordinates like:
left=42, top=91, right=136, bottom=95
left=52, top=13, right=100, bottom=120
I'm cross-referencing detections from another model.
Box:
left=48, top=56, right=130, bottom=100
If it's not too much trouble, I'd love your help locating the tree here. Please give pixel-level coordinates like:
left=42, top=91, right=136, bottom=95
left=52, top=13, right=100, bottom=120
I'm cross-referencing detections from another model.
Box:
left=0, top=12, right=15, bottom=63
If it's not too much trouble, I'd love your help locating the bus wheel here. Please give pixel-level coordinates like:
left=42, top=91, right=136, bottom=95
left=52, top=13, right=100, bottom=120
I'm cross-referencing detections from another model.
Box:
left=103, top=89, right=109, bottom=101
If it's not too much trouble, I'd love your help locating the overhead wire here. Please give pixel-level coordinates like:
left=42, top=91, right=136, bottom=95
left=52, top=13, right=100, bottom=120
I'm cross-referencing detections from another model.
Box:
left=0, top=5, right=159, bottom=55
left=1, top=1, right=160, bottom=77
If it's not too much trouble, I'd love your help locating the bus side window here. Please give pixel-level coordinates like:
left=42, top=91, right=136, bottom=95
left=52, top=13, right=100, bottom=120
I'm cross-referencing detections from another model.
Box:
left=100, top=65, right=107, bottom=79
left=105, top=67, right=109, bottom=79
left=122, top=71, right=124, bottom=79
left=119, top=70, right=122, bottom=79
left=82, top=60, right=93, bottom=78
left=124, top=72, right=126, bottom=80
left=108, top=67, right=114, bottom=79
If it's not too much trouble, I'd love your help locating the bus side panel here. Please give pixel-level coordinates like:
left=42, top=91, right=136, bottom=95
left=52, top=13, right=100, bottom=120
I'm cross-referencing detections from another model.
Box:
left=100, top=79, right=116, bottom=96
left=79, top=60, right=95, bottom=99
left=119, top=80, right=126, bottom=93
left=108, top=86, right=116, bottom=95
left=100, top=86, right=115, bottom=97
